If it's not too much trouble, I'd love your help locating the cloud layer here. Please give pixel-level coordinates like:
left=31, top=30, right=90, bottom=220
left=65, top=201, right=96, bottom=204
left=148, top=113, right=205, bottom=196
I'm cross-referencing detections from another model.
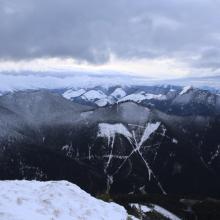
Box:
left=1, top=0, right=220, bottom=76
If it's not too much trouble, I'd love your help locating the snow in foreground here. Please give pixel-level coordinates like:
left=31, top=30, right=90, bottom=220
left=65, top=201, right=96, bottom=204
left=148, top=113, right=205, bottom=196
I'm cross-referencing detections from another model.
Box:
left=0, top=180, right=134, bottom=220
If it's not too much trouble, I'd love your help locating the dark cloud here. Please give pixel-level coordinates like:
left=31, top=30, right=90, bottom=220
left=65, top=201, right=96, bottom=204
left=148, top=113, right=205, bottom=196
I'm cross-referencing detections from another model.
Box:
left=0, top=0, right=220, bottom=69
left=192, top=48, right=220, bottom=71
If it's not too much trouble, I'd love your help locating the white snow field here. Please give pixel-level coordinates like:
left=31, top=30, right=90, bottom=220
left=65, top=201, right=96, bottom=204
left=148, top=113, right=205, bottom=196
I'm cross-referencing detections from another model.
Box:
left=0, top=180, right=135, bottom=220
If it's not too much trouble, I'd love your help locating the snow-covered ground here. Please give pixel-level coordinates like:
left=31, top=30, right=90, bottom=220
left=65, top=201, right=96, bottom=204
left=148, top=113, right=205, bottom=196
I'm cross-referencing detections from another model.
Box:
left=0, top=180, right=135, bottom=220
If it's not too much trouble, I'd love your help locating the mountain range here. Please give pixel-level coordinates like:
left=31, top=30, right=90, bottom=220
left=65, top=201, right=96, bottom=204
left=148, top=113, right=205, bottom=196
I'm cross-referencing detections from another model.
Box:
left=0, top=84, right=219, bottom=200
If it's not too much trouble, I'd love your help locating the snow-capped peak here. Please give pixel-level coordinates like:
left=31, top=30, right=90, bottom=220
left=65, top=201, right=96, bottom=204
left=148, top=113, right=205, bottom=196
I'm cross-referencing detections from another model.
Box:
left=179, top=85, right=192, bottom=95
left=118, top=92, right=167, bottom=103
left=0, top=180, right=133, bottom=220
left=110, top=88, right=126, bottom=99
left=118, top=93, right=146, bottom=103
left=82, top=90, right=107, bottom=101
left=62, top=88, right=86, bottom=100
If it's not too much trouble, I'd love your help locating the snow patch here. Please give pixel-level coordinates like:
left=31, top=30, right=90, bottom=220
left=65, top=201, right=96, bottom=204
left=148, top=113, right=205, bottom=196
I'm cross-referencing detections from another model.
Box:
left=119, top=93, right=146, bottom=103
left=98, top=123, right=132, bottom=144
left=145, top=93, right=167, bottom=100
left=208, top=145, right=220, bottom=164
left=61, top=144, right=74, bottom=158
left=153, top=205, right=181, bottom=220
left=111, top=88, right=126, bottom=99
left=119, top=92, right=166, bottom=103
left=130, top=203, right=151, bottom=213
left=172, top=138, right=178, bottom=144
left=0, top=180, right=131, bottom=220
left=130, top=203, right=181, bottom=220
left=138, top=122, right=161, bottom=147
left=179, top=86, right=192, bottom=95
left=62, top=88, right=86, bottom=99
left=62, top=145, right=70, bottom=151
left=63, top=88, right=167, bottom=107
left=82, top=90, right=107, bottom=101
left=95, top=99, right=109, bottom=107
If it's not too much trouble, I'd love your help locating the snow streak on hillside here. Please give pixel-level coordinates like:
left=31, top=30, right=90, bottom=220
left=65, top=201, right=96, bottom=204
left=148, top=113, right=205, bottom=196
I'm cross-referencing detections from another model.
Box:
left=97, top=122, right=166, bottom=194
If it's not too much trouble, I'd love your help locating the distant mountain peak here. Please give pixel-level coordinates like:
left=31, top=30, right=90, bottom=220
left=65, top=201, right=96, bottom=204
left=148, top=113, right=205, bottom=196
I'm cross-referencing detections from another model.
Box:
left=179, top=85, right=193, bottom=95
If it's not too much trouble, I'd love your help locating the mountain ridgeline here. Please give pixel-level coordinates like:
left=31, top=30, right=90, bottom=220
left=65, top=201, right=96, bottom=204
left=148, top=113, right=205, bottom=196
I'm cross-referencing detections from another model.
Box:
left=0, top=85, right=220, bottom=198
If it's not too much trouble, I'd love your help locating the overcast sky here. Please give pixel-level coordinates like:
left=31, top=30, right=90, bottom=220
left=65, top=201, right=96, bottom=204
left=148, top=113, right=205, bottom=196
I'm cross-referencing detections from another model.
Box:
left=1, top=0, right=220, bottom=78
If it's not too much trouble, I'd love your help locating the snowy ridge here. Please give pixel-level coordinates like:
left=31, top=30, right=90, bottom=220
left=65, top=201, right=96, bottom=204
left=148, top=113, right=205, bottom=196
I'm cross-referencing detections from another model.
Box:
left=62, top=88, right=126, bottom=107
left=95, top=88, right=126, bottom=107
left=61, top=88, right=167, bottom=107
left=95, top=97, right=114, bottom=107
left=82, top=90, right=107, bottom=101
left=118, top=93, right=146, bottom=103
left=118, top=92, right=167, bottom=103
left=62, top=88, right=115, bottom=106
left=110, top=88, right=126, bottom=99
left=95, top=98, right=109, bottom=107
left=145, top=93, right=167, bottom=100
left=62, top=88, right=86, bottom=99
left=0, top=180, right=133, bottom=220
left=179, top=85, right=192, bottom=95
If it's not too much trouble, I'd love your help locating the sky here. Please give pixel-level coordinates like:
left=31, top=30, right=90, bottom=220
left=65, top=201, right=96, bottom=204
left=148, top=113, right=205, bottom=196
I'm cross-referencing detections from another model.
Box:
left=1, top=0, right=220, bottom=79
